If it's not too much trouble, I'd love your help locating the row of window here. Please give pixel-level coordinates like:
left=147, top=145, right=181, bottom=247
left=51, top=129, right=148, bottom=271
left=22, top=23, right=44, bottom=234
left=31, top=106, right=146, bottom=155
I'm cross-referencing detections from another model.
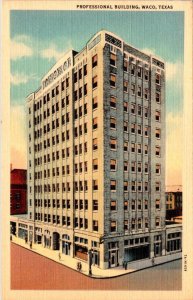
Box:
left=31, top=142, right=161, bottom=168
left=34, top=198, right=160, bottom=211
left=33, top=180, right=161, bottom=194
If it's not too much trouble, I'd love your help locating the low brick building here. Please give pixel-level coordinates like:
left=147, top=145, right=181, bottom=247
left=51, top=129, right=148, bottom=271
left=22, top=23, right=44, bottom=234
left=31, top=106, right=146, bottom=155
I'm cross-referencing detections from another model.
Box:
left=10, top=169, right=27, bottom=215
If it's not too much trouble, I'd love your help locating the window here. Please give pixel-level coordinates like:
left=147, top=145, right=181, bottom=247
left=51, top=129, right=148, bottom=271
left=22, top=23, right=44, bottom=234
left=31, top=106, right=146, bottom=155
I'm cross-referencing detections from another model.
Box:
left=110, top=200, right=116, bottom=211
left=93, top=138, right=98, bottom=150
left=155, top=128, right=161, bottom=139
left=124, top=181, right=128, bottom=191
left=137, top=144, right=142, bottom=154
left=144, top=182, right=148, bottom=192
left=110, top=53, right=116, bottom=66
left=155, top=182, right=160, bottom=192
left=93, top=200, right=98, bottom=211
left=145, top=218, right=148, bottom=228
left=124, top=220, right=129, bottom=231
left=138, top=162, right=142, bottom=173
left=138, top=200, right=141, bottom=210
left=84, top=83, right=87, bottom=96
left=124, top=200, right=128, bottom=210
left=156, top=199, right=160, bottom=209
left=84, top=64, right=87, bottom=76
left=155, top=217, right=160, bottom=227
left=131, top=123, right=136, bottom=134
left=138, top=124, right=142, bottom=135
left=74, top=72, right=77, bottom=83
left=61, top=80, right=65, bottom=91
left=110, top=74, right=116, bottom=87
left=93, top=180, right=98, bottom=190
left=131, top=218, right=136, bottom=230
left=145, top=163, right=148, bottom=173
left=137, top=66, right=142, bottom=77
left=124, top=121, right=128, bottom=132
left=138, top=182, right=142, bottom=192
left=124, top=102, right=128, bottom=112
left=79, top=87, right=82, bottom=99
left=156, top=164, right=161, bottom=175
left=156, top=73, right=160, bottom=85
left=144, top=69, right=149, bottom=81
left=131, top=200, right=135, bottom=210
left=93, top=220, right=98, bottom=231
left=110, top=96, right=116, bottom=108
left=155, top=110, right=161, bottom=122
left=131, top=142, right=135, bottom=153
left=144, top=88, right=149, bottom=100
left=124, top=60, right=128, bottom=72
left=131, top=83, right=135, bottom=95
left=144, top=200, right=148, bottom=210
left=110, top=117, right=116, bottom=129
left=92, top=54, right=98, bottom=68
left=92, top=76, right=98, bottom=89
left=138, top=218, right=142, bottom=229
left=110, top=138, right=117, bottom=150
left=93, top=117, right=98, bottom=130
left=131, top=64, right=135, bottom=75
left=156, top=92, right=161, bottom=103
left=156, top=146, right=161, bottom=156
left=124, top=161, right=128, bottom=172
left=110, top=180, right=116, bottom=191
left=144, top=145, right=148, bottom=155
left=93, top=159, right=98, bottom=171
left=131, top=181, right=136, bottom=191
left=138, top=105, right=142, bottom=116
left=110, top=221, right=117, bottom=232
left=131, top=103, right=135, bottom=114
left=144, top=107, right=148, bottom=118
left=85, top=199, right=88, bottom=210
left=93, top=96, right=98, bottom=109
left=124, top=81, right=128, bottom=93
left=79, top=68, right=82, bottom=80
left=137, top=86, right=142, bottom=97
left=124, top=141, right=128, bottom=152
left=110, top=159, right=116, bottom=171
left=144, top=126, right=148, bottom=137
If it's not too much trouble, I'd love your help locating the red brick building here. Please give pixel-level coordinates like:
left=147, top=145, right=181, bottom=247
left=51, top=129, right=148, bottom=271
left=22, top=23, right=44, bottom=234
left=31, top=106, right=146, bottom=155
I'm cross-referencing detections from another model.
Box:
left=10, top=169, right=27, bottom=215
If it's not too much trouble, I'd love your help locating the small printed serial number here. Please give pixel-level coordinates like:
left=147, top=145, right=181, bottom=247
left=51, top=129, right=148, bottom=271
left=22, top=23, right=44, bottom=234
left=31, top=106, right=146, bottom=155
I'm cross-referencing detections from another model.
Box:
left=184, top=254, right=187, bottom=271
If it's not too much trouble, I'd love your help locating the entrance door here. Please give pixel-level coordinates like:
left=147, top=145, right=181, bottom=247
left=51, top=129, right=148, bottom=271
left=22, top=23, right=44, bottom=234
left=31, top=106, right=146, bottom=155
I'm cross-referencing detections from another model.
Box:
left=110, top=251, right=117, bottom=267
left=53, top=232, right=60, bottom=250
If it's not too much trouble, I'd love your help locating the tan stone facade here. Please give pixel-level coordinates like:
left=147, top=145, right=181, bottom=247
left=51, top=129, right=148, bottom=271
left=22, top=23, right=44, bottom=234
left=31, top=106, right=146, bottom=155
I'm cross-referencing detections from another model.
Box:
left=24, top=30, right=181, bottom=269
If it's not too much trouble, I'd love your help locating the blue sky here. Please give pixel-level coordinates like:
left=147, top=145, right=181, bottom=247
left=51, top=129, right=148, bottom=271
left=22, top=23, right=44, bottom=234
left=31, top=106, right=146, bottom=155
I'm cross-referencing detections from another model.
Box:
left=10, top=10, right=184, bottom=185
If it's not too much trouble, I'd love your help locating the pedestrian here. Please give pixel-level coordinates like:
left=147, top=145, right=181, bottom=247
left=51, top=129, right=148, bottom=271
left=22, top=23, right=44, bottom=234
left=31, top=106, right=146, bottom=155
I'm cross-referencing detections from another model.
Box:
left=58, top=253, right=61, bottom=261
left=152, top=257, right=155, bottom=266
left=124, top=261, right=127, bottom=270
left=30, top=241, right=32, bottom=249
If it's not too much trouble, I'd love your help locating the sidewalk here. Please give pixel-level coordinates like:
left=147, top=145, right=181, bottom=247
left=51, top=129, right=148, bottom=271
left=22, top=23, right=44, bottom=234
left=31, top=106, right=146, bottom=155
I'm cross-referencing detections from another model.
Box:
left=11, top=235, right=182, bottom=279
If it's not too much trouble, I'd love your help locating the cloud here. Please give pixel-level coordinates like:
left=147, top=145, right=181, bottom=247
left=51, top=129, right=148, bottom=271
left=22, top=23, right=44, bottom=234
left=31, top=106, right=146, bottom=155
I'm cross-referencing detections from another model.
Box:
left=10, top=36, right=33, bottom=60
left=166, top=61, right=183, bottom=81
left=11, top=105, right=27, bottom=169
left=10, top=73, right=36, bottom=85
left=166, top=112, right=183, bottom=185
left=40, top=45, right=64, bottom=61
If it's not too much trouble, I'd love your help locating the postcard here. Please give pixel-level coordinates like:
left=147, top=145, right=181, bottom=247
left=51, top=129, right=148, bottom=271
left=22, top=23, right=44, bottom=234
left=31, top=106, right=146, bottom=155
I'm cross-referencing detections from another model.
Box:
left=1, top=0, right=193, bottom=300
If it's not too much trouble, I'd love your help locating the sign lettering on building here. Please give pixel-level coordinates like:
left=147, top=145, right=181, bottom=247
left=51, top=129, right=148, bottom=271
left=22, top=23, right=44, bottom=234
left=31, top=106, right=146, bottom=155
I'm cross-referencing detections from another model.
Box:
left=42, top=57, right=72, bottom=89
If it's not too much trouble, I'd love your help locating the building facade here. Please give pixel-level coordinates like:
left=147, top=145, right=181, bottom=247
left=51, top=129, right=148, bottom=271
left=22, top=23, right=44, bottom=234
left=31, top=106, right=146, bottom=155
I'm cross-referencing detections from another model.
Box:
left=10, top=169, right=27, bottom=215
left=25, top=30, right=181, bottom=269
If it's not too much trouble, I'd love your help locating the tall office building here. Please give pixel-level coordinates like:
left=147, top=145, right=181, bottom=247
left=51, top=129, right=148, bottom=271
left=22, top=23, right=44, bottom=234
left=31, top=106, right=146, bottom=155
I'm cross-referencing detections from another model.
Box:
left=26, top=30, right=166, bottom=269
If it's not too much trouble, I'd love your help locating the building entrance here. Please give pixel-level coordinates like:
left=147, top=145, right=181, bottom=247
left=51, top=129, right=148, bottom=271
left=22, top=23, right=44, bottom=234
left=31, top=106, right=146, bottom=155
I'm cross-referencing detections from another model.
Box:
left=53, top=232, right=60, bottom=250
left=109, top=250, right=118, bottom=268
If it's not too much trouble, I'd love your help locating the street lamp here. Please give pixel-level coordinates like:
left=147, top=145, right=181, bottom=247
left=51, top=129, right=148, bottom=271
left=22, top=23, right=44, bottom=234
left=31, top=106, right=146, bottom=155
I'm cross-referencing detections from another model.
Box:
left=88, top=249, right=93, bottom=276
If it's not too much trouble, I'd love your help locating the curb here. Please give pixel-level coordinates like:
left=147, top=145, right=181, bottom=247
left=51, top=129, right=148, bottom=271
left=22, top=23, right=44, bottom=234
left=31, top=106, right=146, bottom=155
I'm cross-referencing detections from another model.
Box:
left=11, top=241, right=182, bottom=279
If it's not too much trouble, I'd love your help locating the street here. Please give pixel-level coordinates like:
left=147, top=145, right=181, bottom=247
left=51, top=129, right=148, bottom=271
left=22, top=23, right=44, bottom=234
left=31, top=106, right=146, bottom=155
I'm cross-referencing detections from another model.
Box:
left=11, top=243, right=182, bottom=290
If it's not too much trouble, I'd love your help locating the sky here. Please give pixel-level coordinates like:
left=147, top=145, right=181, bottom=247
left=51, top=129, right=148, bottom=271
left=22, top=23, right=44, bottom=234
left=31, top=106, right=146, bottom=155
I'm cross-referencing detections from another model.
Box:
left=10, top=10, right=184, bottom=186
